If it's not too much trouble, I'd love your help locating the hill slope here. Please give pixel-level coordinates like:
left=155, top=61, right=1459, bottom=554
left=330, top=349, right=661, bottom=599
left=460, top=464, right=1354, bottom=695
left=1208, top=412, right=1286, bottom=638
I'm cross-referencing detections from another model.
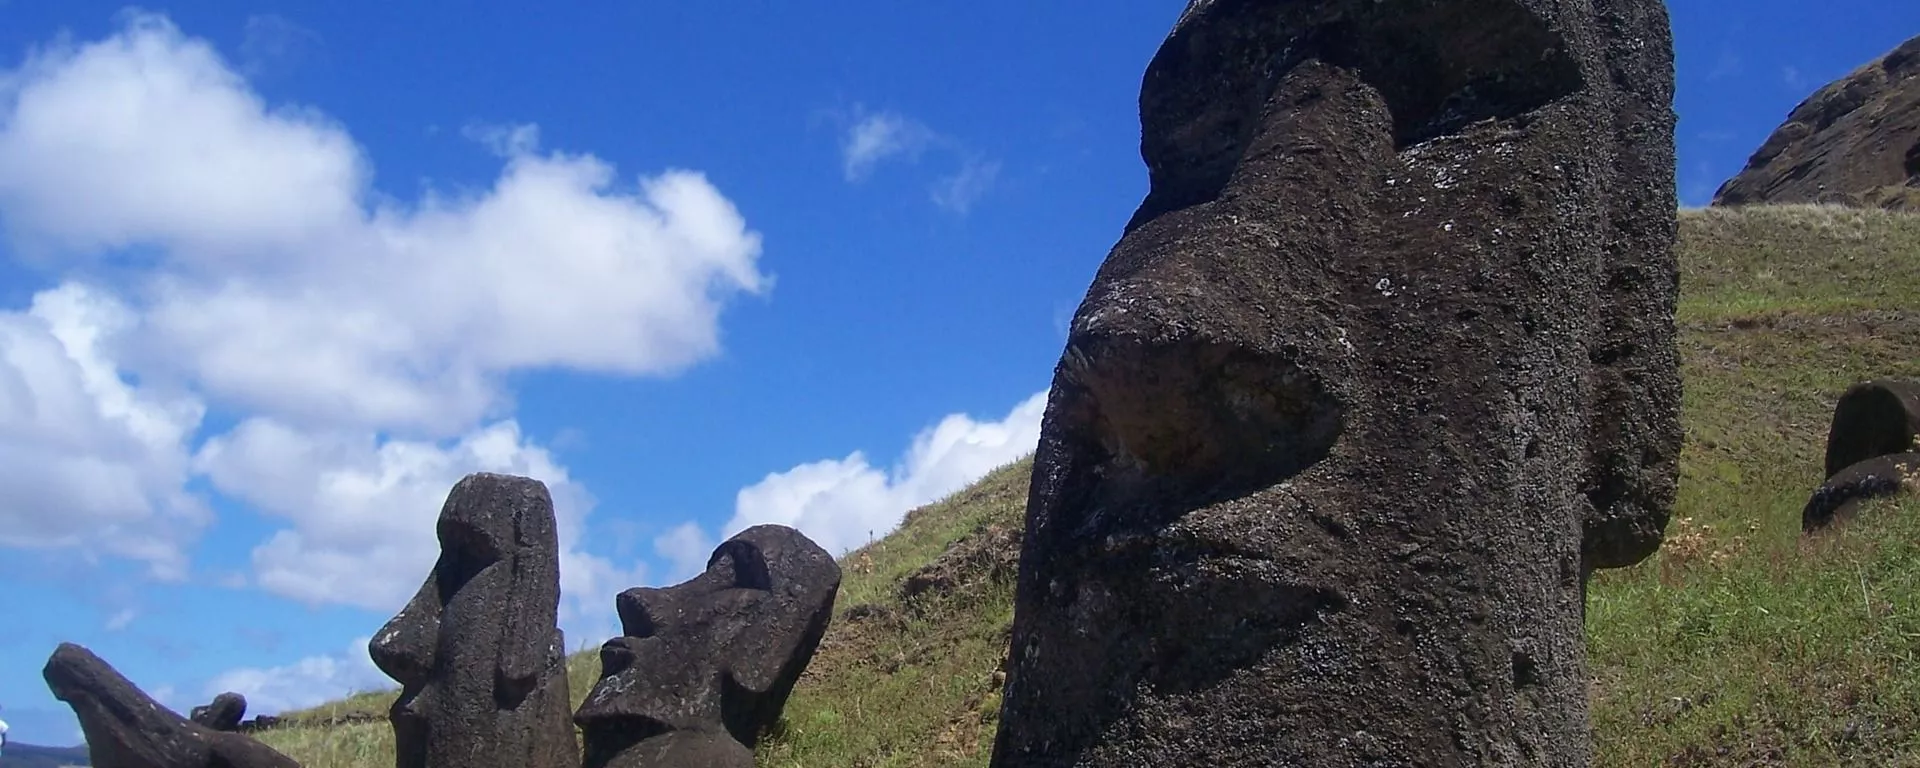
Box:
left=1713, top=35, right=1920, bottom=211
left=255, top=204, right=1920, bottom=767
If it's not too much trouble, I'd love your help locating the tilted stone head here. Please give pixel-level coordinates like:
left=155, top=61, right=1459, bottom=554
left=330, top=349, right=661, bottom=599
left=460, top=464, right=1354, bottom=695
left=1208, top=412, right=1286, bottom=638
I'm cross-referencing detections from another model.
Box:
left=44, top=643, right=298, bottom=768
left=992, top=0, right=1681, bottom=764
left=368, top=472, right=578, bottom=768
left=575, top=524, right=842, bottom=768
left=189, top=692, right=248, bottom=732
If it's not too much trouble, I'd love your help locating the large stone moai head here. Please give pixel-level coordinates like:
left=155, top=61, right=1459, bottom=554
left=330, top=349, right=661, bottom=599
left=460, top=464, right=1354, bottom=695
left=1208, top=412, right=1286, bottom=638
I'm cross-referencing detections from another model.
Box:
left=991, top=0, right=1680, bottom=765
left=575, top=524, right=841, bottom=768
left=45, top=643, right=299, bottom=768
left=368, top=473, right=578, bottom=768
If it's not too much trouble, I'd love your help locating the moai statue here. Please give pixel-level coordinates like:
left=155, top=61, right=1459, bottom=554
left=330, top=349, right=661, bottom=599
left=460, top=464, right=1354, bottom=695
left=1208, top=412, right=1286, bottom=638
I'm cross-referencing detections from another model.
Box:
left=45, top=643, right=299, bottom=768
left=369, top=472, right=579, bottom=768
left=189, top=691, right=248, bottom=731
left=991, top=0, right=1682, bottom=765
left=575, top=525, right=842, bottom=768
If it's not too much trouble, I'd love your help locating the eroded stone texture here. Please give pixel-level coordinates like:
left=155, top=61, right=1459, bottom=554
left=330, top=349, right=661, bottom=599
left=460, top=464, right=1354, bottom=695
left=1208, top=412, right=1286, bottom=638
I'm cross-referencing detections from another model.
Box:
left=44, top=643, right=299, bottom=768
left=1823, top=380, right=1920, bottom=478
left=575, top=524, right=841, bottom=768
left=368, top=473, right=578, bottom=768
left=991, top=0, right=1680, bottom=765
left=1804, top=453, right=1920, bottom=531
left=190, top=692, right=247, bottom=731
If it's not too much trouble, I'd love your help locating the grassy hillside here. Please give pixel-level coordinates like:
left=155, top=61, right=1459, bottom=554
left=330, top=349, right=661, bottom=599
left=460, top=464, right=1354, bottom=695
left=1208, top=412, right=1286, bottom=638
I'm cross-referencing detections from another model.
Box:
left=255, top=204, right=1920, bottom=767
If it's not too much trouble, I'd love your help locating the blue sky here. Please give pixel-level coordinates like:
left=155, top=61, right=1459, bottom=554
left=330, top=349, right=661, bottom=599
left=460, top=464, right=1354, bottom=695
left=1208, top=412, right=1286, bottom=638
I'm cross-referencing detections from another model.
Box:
left=0, top=0, right=1915, bottom=747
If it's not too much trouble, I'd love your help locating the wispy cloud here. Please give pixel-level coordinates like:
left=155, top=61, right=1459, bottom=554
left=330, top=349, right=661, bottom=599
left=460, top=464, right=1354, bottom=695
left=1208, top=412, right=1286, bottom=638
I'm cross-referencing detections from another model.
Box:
left=840, top=109, right=934, bottom=181
left=931, top=156, right=1001, bottom=214
left=239, top=14, right=322, bottom=78
left=829, top=104, right=1001, bottom=214
left=1706, top=45, right=1742, bottom=82
left=1782, top=65, right=1813, bottom=94
left=105, top=608, right=138, bottom=631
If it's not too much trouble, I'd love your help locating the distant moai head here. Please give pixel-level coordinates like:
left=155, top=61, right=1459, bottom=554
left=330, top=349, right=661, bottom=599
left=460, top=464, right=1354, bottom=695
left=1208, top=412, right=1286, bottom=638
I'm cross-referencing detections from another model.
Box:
left=575, top=524, right=841, bottom=768
left=368, top=472, right=578, bottom=768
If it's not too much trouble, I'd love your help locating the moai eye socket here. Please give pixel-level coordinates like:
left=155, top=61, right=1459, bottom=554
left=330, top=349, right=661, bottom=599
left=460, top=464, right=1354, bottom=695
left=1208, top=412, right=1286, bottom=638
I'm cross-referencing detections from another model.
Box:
left=706, top=540, right=773, bottom=591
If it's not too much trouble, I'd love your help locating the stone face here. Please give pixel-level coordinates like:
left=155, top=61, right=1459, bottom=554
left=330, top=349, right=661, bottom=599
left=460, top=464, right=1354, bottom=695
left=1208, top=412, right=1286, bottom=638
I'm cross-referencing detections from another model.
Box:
left=575, top=524, right=841, bottom=768
left=991, top=0, right=1680, bottom=765
left=190, top=692, right=248, bottom=731
left=1804, top=453, right=1920, bottom=532
left=1823, top=380, right=1920, bottom=478
left=368, top=472, right=578, bottom=768
left=1713, top=35, right=1920, bottom=211
left=44, top=643, right=300, bottom=768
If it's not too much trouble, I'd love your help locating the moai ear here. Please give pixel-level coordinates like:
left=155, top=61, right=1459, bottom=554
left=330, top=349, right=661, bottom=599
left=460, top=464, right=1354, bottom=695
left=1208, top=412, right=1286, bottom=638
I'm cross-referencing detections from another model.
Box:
left=370, top=568, right=443, bottom=686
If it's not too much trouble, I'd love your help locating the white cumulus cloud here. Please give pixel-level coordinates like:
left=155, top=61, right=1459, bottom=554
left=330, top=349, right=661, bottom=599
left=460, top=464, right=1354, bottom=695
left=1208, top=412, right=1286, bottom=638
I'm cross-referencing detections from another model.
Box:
left=718, top=391, right=1047, bottom=556
left=0, top=283, right=206, bottom=579
left=203, top=636, right=392, bottom=716
left=0, top=12, right=768, bottom=437
left=0, top=11, right=762, bottom=600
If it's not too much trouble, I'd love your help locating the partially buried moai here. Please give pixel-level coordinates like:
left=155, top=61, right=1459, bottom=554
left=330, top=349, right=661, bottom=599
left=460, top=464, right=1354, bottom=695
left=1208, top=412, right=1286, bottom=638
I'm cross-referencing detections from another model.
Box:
left=369, top=472, right=579, bottom=768
left=575, top=524, right=842, bottom=768
left=45, top=643, right=299, bottom=768
left=991, top=0, right=1680, bottom=765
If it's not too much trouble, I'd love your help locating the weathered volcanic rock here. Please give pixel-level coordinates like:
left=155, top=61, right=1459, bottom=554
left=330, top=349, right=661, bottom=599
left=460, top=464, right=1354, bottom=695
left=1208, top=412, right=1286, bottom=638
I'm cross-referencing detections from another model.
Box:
left=1823, top=379, right=1920, bottom=478
left=368, top=473, right=578, bottom=768
left=991, top=0, right=1681, bottom=765
left=575, top=524, right=841, bottom=768
left=44, top=643, right=300, bottom=768
left=189, top=692, right=248, bottom=732
left=1804, top=453, right=1920, bottom=531
left=1713, top=35, right=1920, bottom=210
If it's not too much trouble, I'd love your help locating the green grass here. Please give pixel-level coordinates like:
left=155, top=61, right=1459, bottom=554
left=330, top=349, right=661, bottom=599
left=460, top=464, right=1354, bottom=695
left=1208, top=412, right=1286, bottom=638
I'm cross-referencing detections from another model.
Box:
left=1586, top=204, right=1920, bottom=766
left=255, top=204, right=1920, bottom=767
